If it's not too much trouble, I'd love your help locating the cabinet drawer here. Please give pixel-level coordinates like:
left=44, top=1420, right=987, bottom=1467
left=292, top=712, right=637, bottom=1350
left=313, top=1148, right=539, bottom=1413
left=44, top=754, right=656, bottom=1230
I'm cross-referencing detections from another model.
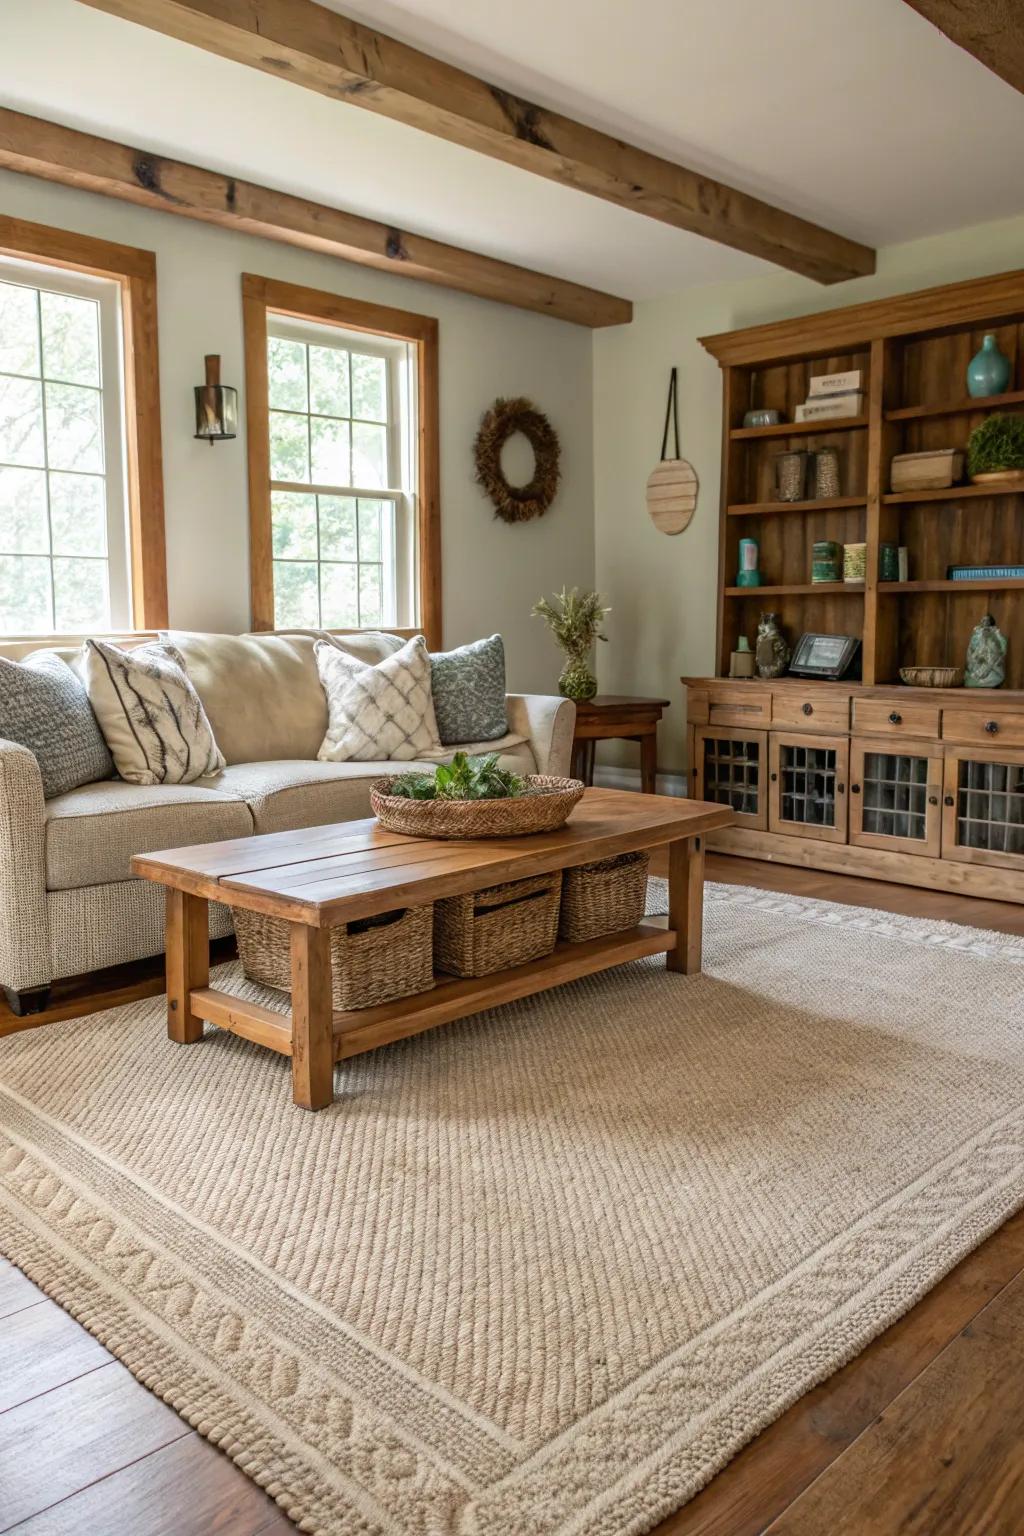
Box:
left=941, top=708, right=1024, bottom=749
left=853, top=699, right=940, bottom=739
left=772, top=694, right=850, bottom=732
left=699, top=687, right=772, bottom=729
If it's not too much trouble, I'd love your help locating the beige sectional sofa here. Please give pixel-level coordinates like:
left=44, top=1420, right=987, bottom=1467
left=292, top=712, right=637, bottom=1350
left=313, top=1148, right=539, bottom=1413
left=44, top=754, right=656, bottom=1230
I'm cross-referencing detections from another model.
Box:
left=0, top=629, right=575, bottom=1012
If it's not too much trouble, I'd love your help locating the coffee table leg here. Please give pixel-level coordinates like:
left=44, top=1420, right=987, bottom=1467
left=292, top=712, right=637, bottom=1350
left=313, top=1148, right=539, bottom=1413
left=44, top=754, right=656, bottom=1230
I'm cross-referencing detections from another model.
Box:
left=667, top=835, right=705, bottom=974
left=290, top=923, right=334, bottom=1111
left=640, top=731, right=658, bottom=795
left=166, top=888, right=209, bottom=1043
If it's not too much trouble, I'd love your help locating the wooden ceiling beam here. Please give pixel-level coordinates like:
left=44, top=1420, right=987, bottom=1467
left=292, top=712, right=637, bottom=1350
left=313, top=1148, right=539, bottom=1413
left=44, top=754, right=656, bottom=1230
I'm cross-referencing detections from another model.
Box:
left=75, top=0, right=876, bottom=286
left=0, top=109, right=630, bottom=328
left=902, top=1, right=1024, bottom=95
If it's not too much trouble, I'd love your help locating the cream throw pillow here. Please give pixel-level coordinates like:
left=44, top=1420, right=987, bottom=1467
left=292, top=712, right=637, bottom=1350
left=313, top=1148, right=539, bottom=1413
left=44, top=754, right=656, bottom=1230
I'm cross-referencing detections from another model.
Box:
left=83, top=639, right=225, bottom=786
left=315, top=635, right=441, bottom=762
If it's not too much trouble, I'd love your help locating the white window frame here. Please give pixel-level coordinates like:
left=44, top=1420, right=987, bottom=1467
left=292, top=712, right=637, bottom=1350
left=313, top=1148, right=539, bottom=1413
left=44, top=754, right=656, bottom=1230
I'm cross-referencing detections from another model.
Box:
left=266, top=313, right=419, bottom=630
left=0, top=254, right=132, bottom=634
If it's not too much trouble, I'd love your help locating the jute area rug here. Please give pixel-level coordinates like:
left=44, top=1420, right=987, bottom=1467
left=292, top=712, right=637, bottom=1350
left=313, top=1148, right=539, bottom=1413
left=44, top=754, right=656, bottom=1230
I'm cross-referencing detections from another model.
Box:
left=2, top=880, right=1024, bottom=1536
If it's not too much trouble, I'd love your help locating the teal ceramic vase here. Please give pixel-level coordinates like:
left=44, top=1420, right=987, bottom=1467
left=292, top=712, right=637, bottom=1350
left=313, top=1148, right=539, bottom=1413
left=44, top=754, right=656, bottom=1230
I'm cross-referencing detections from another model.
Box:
left=966, top=334, right=1011, bottom=399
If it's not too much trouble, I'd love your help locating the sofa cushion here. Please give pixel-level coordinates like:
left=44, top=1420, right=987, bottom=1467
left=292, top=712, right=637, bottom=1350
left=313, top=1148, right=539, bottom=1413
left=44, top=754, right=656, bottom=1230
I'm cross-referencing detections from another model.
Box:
left=0, top=650, right=113, bottom=798
left=430, top=634, right=507, bottom=745
left=162, top=630, right=405, bottom=765
left=199, top=745, right=537, bottom=835
left=45, top=779, right=252, bottom=890
left=83, top=640, right=225, bottom=786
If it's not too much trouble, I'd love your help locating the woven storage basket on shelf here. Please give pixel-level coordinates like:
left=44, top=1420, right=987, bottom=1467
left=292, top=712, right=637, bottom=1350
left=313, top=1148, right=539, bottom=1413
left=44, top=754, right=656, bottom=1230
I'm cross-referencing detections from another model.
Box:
left=370, top=775, right=584, bottom=839
left=434, top=872, right=561, bottom=978
left=234, top=904, right=434, bottom=1011
left=558, top=851, right=650, bottom=944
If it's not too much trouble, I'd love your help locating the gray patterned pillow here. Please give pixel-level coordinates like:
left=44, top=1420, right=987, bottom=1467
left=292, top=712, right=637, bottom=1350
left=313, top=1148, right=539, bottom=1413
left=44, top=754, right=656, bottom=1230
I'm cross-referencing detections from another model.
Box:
left=0, top=651, right=113, bottom=799
left=430, top=634, right=507, bottom=746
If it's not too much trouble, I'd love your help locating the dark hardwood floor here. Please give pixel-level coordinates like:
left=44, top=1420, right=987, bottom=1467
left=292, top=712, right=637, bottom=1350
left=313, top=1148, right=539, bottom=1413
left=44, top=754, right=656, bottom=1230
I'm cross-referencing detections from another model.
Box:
left=2, top=855, right=1023, bottom=1534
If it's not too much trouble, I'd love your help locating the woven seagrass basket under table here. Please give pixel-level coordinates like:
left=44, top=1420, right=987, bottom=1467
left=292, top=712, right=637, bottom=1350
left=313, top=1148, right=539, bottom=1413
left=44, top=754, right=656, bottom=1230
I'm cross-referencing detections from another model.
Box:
left=234, top=904, right=434, bottom=1011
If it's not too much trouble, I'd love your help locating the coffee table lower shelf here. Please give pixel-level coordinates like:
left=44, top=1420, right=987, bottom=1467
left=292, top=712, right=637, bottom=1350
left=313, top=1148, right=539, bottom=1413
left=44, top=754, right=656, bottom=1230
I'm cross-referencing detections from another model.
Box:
left=191, top=917, right=675, bottom=1069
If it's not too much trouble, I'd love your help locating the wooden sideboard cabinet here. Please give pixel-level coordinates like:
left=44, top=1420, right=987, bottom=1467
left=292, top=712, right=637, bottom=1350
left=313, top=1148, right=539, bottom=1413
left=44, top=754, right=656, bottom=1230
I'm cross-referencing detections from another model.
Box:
left=684, top=677, right=1024, bottom=902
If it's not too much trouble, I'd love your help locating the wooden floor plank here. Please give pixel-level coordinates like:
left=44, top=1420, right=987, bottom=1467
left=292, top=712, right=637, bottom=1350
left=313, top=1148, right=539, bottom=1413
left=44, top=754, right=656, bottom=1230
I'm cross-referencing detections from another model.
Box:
left=653, top=1207, right=1024, bottom=1535
left=763, top=1267, right=1024, bottom=1536
left=0, top=1300, right=111, bottom=1414
left=0, top=1259, right=44, bottom=1320
left=6, top=1431, right=291, bottom=1536
left=0, top=1360, right=190, bottom=1531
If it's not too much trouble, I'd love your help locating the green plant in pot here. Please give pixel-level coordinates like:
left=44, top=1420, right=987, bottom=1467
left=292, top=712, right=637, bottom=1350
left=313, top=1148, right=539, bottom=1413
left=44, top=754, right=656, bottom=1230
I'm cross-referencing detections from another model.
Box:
left=966, top=413, right=1024, bottom=486
left=388, top=751, right=525, bottom=801
left=532, top=586, right=610, bottom=701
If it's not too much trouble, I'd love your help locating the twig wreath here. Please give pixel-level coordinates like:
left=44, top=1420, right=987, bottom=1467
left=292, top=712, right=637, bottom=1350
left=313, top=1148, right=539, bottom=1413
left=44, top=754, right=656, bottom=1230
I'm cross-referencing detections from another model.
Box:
left=474, top=396, right=561, bottom=523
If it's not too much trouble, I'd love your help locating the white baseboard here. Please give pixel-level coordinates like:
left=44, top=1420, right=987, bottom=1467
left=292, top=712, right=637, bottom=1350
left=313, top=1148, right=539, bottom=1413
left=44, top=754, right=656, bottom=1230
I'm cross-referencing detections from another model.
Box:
left=592, top=765, right=689, bottom=797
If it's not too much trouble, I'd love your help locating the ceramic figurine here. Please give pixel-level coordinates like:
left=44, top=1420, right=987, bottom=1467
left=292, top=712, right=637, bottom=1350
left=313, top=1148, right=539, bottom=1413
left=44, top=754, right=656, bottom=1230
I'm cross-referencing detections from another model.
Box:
left=755, top=612, right=791, bottom=679
left=966, top=334, right=1011, bottom=399
left=965, top=613, right=1007, bottom=688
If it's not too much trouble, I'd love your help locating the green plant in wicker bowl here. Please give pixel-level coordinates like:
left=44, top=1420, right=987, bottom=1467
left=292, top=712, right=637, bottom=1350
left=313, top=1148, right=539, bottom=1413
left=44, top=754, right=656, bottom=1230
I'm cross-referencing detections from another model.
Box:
left=388, top=751, right=525, bottom=801
left=967, top=413, right=1024, bottom=484
left=532, top=586, right=610, bottom=701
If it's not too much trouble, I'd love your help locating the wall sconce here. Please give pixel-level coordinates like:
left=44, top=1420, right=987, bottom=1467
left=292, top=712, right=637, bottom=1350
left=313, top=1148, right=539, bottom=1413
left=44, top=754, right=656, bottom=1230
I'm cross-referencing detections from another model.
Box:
left=194, top=354, right=238, bottom=444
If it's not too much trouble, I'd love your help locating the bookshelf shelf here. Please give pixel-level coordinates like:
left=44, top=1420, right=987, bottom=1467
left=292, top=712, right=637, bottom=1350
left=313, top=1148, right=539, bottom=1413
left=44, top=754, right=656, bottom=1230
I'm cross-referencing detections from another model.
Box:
left=730, top=415, right=868, bottom=441
left=884, top=482, right=1024, bottom=505
left=880, top=579, right=1024, bottom=594
left=885, top=389, right=1024, bottom=422
left=727, top=496, right=866, bottom=518
left=724, top=583, right=864, bottom=597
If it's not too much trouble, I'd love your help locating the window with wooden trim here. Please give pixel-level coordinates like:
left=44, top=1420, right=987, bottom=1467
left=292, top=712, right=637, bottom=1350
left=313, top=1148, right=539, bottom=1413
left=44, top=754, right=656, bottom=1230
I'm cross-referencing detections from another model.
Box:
left=243, top=275, right=441, bottom=646
left=0, top=218, right=166, bottom=635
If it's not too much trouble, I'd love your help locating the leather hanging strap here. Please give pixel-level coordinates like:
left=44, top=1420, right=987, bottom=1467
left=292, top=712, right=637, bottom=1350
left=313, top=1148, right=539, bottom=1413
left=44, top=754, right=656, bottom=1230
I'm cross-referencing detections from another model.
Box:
left=660, top=367, right=681, bottom=461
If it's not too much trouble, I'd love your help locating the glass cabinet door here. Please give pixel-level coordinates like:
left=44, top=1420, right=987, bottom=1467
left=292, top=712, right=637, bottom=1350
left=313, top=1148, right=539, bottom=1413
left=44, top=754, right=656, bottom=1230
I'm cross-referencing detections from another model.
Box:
left=768, top=732, right=849, bottom=843
left=850, top=740, right=942, bottom=857
left=691, top=726, right=767, bottom=829
left=942, top=751, right=1024, bottom=870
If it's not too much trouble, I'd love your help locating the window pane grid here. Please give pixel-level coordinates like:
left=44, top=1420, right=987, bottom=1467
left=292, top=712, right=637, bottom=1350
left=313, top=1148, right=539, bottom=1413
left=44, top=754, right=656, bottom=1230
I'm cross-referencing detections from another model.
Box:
left=268, top=327, right=401, bottom=630
left=0, top=276, right=110, bottom=634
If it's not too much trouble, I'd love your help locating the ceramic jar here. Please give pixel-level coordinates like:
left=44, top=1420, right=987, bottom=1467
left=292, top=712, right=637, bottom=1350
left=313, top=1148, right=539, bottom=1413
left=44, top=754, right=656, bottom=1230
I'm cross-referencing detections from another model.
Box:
left=966, top=334, right=1011, bottom=399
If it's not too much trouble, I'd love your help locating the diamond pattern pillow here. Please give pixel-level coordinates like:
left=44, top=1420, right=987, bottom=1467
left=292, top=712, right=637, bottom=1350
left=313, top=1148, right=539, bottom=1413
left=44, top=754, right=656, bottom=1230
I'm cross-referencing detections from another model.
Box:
left=315, top=635, right=441, bottom=762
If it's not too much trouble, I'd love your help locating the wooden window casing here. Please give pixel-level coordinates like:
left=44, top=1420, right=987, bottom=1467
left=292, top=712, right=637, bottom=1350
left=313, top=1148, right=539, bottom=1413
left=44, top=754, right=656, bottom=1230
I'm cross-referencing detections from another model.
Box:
left=0, top=215, right=167, bottom=630
left=242, top=274, right=441, bottom=647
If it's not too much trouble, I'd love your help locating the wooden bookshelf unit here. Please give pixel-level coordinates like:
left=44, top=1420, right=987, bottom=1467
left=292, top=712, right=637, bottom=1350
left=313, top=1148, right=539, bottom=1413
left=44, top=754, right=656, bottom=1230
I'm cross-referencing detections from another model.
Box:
left=690, top=267, right=1024, bottom=903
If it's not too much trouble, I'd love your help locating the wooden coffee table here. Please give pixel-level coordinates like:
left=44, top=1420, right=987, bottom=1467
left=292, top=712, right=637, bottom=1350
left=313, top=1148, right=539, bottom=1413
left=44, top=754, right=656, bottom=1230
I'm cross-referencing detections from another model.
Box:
left=132, top=788, right=734, bottom=1111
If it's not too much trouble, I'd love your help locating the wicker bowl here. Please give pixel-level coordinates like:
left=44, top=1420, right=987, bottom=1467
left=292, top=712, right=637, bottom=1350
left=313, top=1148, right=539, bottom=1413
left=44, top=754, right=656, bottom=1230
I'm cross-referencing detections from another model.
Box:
left=899, top=666, right=964, bottom=688
left=370, top=775, right=585, bottom=839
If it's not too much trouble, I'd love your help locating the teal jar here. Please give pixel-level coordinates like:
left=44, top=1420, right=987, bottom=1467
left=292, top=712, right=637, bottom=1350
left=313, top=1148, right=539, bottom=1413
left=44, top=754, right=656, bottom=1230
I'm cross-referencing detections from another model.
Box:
left=736, top=537, right=761, bottom=588
left=966, top=334, right=1011, bottom=399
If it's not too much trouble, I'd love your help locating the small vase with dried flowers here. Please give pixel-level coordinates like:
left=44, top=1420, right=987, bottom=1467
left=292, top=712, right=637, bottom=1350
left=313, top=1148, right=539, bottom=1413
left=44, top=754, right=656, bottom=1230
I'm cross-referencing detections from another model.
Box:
left=532, top=586, right=610, bottom=701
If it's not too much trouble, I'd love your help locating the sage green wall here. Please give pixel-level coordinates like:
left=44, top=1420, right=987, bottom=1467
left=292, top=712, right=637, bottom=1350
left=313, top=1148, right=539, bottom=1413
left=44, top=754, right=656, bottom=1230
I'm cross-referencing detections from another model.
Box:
left=593, top=211, right=1024, bottom=776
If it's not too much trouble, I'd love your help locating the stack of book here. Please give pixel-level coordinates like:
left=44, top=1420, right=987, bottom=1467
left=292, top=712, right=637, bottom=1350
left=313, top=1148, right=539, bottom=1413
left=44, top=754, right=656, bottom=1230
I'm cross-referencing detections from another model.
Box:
left=794, top=369, right=864, bottom=423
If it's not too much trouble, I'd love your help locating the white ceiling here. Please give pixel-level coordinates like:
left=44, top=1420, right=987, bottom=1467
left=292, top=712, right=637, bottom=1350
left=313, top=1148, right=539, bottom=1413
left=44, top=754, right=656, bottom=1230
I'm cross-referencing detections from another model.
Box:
left=4, top=0, right=1024, bottom=303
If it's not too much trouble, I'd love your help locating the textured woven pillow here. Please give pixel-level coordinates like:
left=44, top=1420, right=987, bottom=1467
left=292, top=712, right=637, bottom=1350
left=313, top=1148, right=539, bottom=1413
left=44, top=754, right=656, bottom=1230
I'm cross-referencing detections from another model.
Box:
left=83, top=639, right=225, bottom=786
left=315, top=635, right=441, bottom=762
left=0, top=651, right=113, bottom=799
left=430, top=633, right=507, bottom=745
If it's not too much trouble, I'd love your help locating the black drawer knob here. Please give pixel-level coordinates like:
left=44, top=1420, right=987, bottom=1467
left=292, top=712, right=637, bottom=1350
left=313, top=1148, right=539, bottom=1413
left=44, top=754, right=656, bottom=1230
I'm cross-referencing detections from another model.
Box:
left=802, top=702, right=813, bottom=716
left=928, top=794, right=938, bottom=805
left=985, top=720, right=999, bottom=734
left=770, top=772, right=778, bottom=782
left=888, top=711, right=902, bottom=725
left=944, top=795, right=955, bottom=806
left=851, top=784, right=861, bottom=794
left=837, top=783, right=846, bottom=794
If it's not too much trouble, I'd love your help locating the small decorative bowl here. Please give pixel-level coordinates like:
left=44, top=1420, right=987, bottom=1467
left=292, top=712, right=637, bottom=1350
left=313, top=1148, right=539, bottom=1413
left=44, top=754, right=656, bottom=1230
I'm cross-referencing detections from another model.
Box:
left=899, top=666, right=964, bottom=688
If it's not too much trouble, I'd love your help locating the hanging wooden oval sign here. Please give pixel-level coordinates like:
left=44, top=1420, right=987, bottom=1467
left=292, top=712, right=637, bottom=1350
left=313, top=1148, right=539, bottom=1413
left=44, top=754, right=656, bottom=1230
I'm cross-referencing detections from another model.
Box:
left=646, top=457, right=698, bottom=534
left=646, top=366, right=698, bottom=534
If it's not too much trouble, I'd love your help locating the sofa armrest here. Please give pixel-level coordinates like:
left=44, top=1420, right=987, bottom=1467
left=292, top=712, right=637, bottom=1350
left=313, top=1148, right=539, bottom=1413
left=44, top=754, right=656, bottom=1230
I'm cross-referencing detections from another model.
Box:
left=0, top=739, right=51, bottom=991
left=505, top=694, right=576, bottom=777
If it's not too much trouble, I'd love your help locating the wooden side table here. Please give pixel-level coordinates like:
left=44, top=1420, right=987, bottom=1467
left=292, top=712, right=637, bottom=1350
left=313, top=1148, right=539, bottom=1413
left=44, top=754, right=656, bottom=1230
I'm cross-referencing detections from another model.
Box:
left=570, top=696, right=670, bottom=794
